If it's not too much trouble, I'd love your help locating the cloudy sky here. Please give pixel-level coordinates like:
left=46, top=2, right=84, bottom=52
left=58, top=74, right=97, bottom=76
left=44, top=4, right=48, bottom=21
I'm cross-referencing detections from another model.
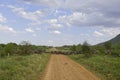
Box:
left=0, top=0, right=120, bottom=46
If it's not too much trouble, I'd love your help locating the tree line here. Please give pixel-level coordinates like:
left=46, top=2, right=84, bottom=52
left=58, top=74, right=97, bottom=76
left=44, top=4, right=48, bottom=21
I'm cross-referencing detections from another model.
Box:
left=1, top=41, right=120, bottom=58
left=69, top=41, right=120, bottom=57
left=0, top=41, right=48, bottom=57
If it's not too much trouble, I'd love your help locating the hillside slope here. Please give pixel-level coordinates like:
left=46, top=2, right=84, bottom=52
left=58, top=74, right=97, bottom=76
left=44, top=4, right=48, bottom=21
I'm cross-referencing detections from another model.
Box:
left=99, top=34, right=120, bottom=45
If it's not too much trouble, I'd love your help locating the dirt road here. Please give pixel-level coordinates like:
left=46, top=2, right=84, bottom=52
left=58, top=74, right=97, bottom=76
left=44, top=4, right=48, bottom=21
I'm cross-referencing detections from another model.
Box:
left=43, top=54, right=100, bottom=80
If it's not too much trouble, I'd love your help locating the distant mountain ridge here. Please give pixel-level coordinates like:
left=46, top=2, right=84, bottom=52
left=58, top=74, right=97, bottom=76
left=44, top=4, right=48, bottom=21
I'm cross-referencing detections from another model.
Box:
left=98, top=34, right=120, bottom=45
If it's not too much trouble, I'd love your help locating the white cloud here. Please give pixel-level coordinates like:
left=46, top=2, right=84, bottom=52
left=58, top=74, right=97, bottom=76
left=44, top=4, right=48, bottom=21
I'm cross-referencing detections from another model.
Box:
left=49, top=19, right=57, bottom=24
left=0, top=25, right=16, bottom=33
left=25, top=28, right=34, bottom=33
left=47, top=19, right=63, bottom=33
left=58, top=12, right=87, bottom=27
left=20, top=0, right=63, bottom=8
left=51, top=23, right=63, bottom=28
left=50, top=30, right=61, bottom=34
left=58, top=11, right=118, bottom=27
left=54, top=9, right=67, bottom=16
left=100, top=27, right=120, bottom=36
left=0, top=13, right=6, bottom=23
left=94, top=31, right=103, bottom=37
left=25, top=27, right=40, bottom=33
left=19, top=0, right=120, bottom=28
left=8, top=5, right=45, bottom=22
left=21, top=0, right=120, bottom=14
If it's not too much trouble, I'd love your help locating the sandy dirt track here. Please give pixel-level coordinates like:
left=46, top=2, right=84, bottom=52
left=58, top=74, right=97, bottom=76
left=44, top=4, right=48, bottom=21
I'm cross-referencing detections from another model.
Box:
left=43, top=54, right=100, bottom=80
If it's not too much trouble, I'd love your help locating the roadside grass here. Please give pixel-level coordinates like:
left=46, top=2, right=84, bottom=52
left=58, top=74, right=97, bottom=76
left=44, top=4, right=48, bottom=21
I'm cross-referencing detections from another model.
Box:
left=69, top=54, right=120, bottom=80
left=0, top=53, right=50, bottom=80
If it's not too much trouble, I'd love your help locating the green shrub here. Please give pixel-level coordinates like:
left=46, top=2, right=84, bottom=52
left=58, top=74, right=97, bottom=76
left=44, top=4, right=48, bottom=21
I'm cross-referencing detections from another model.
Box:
left=4, top=43, right=18, bottom=55
left=111, top=49, right=120, bottom=57
left=0, top=50, right=7, bottom=57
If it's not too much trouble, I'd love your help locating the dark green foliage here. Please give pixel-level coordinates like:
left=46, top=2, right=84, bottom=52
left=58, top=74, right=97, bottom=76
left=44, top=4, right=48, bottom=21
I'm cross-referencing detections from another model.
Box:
left=94, top=45, right=105, bottom=54
left=111, top=49, right=120, bottom=57
left=76, top=44, right=82, bottom=52
left=70, top=44, right=81, bottom=54
left=0, top=44, right=5, bottom=48
left=32, top=46, right=47, bottom=54
left=104, top=42, right=112, bottom=54
left=0, top=41, right=50, bottom=58
left=4, top=43, right=18, bottom=55
left=37, top=46, right=47, bottom=53
left=104, top=42, right=112, bottom=50
left=0, top=50, right=7, bottom=57
left=0, top=45, right=6, bottom=57
left=114, top=43, right=120, bottom=49
left=19, top=41, right=32, bottom=55
left=111, top=43, right=120, bottom=56
left=0, top=43, right=18, bottom=57
left=81, top=41, right=92, bottom=57
left=70, top=45, right=76, bottom=51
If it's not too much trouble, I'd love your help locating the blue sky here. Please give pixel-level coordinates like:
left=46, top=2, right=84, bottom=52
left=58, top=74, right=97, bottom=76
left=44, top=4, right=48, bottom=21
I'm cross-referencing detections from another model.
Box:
left=0, top=0, right=120, bottom=46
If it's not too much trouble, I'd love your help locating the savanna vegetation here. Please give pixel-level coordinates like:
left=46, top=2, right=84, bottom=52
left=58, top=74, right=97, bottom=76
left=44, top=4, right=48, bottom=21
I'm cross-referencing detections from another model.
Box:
left=66, top=41, right=120, bottom=80
left=0, top=39, right=120, bottom=80
left=0, top=41, right=50, bottom=80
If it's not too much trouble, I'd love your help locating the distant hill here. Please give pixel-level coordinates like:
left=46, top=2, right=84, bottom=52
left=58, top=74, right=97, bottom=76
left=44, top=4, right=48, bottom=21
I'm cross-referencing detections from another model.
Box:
left=98, top=34, right=120, bottom=45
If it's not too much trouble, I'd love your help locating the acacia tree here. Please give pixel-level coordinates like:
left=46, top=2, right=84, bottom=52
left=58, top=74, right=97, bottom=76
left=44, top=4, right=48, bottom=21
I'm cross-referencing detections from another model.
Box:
left=19, top=41, right=32, bottom=55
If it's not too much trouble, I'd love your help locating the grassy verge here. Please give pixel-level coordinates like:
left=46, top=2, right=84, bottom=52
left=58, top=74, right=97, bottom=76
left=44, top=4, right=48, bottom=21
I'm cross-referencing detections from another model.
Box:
left=0, top=53, right=50, bottom=80
left=69, top=54, right=120, bottom=80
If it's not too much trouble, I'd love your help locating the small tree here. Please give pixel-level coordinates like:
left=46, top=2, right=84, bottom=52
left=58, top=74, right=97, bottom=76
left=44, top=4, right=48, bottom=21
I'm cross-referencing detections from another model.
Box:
left=19, top=41, right=32, bottom=55
left=81, top=41, right=92, bottom=57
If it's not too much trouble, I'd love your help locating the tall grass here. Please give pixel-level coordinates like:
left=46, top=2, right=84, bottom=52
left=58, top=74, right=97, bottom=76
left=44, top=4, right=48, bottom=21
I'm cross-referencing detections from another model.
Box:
left=69, top=54, right=120, bottom=80
left=0, top=53, right=50, bottom=80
